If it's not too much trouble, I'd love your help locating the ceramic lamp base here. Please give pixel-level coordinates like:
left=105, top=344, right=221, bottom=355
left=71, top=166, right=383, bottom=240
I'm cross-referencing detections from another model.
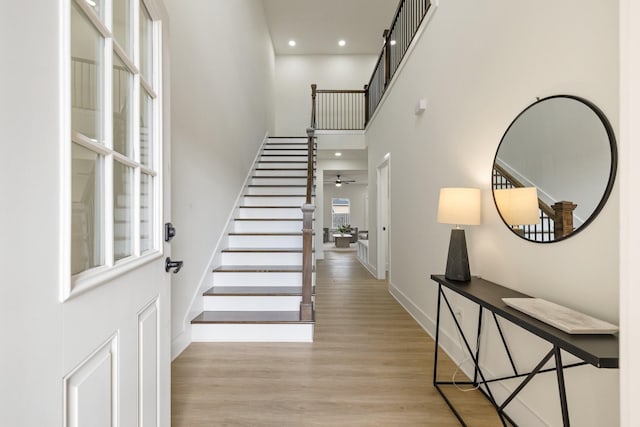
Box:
left=445, top=228, right=471, bottom=281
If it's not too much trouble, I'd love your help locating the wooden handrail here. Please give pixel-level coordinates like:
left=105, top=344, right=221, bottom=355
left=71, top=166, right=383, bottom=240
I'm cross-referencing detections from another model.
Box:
left=493, top=164, right=577, bottom=239
left=315, top=89, right=366, bottom=94
left=493, top=164, right=555, bottom=218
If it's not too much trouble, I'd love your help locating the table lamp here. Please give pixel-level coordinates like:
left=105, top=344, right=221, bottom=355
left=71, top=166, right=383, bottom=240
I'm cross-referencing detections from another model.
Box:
left=494, top=187, right=539, bottom=234
left=437, top=188, right=481, bottom=281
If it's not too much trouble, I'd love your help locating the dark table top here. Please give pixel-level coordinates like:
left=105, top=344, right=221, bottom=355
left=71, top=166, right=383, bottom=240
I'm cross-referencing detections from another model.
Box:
left=430, top=275, right=619, bottom=368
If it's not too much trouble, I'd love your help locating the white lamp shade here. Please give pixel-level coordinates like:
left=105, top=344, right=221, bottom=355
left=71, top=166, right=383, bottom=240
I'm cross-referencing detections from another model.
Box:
left=437, top=188, right=481, bottom=226
left=494, top=187, right=539, bottom=225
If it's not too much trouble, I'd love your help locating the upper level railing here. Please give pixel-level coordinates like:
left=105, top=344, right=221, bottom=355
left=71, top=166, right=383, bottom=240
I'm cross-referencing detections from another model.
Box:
left=311, top=85, right=367, bottom=130
left=312, top=0, right=432, bottom=130
left=492, top=164, right=576, bottom=241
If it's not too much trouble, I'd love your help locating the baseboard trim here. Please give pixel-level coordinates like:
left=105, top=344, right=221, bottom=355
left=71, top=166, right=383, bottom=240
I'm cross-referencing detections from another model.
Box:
left=171, top=325, right=192, bottom=361
left=388, top=280, right=549, bottom=426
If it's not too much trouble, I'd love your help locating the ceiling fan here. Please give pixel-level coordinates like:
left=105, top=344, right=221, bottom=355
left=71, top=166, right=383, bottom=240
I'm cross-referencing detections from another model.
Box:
left=328, top=174, right=356, bottom=187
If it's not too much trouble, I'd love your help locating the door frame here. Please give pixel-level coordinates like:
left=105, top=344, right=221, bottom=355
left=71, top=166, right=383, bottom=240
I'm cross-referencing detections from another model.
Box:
left=376, top=153, right=390, bottom=280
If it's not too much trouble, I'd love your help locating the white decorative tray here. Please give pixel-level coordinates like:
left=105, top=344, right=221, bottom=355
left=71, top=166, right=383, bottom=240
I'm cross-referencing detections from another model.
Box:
left=502, top=298, right=618, bottom=335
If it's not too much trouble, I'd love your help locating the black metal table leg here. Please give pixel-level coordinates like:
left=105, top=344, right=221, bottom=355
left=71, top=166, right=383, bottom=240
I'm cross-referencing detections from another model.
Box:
left=554, top=346, right=570, bottom=427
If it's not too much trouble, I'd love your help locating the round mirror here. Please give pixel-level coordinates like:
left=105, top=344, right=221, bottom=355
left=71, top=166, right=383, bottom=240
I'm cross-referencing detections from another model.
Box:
left=492, top=95, right=617, bottom=243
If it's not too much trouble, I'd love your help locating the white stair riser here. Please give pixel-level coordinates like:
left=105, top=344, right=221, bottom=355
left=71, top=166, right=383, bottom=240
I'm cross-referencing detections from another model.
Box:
left=228, top=235, right=303, bottom=248
left=246, top=186, right=307, bottom=195
left=254, top=169, right=310, bottom=177
left=257, top=162, right=309, bottom=169
left=237, top=208, right=304, bottom=219
left=262, top=150, right=309, bottom=155
left=221, top=252, right=307, bottom=265
left=267, top=139, right=308, bottom=145
left=251, top=177, right=308, bottom=186
left=203, top=296, right=303, bottom=311
left=192, top=323, right=313, bottom=342
left=211, top=272, right=315, bottom=286
left=234, top=221, right=303, bottom=233
left=260, top=156, right=309, bottom=162
left=243, top=196, right=311, bottom=206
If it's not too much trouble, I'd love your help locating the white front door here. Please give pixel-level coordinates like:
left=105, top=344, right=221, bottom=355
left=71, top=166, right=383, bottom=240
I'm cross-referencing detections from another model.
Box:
left=1, top=1, right=169, bottom=425
left=63, top=0, right=171, bottom=425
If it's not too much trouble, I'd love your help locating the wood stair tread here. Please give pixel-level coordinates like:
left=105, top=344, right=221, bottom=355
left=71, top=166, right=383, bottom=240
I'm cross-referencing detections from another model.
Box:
left=191, top=311, right=314, bottom=324
left=261, top=153, right=316, bottom=156
left=258, top=161, right=310, bottom=164
left=228, top=232, right=315, bottom=236
left=212, top=265, right=314, bottom=272
left=255, top=168, right=314, bottom=171
left=203, top=286, right=315, bottom=296
left=263, top=148, right=315, bottom=151
left=234, top=218, right=310, bottom=221
left=248, top=184, right=310, bottom=187
left=238, top=205, right=306, bottom=208
left=251, top=176, right=310, bottom=179
left=243, top=194, right=315, bottom=197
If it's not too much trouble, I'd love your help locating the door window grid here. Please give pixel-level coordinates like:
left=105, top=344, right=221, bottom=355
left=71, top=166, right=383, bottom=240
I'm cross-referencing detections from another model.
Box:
left=70, top=0, right=159, bottom=283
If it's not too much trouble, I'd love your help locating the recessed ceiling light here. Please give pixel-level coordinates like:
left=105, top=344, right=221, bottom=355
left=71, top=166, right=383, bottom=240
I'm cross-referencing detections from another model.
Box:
left=86, top=0, right=97, bottom=6
left=335, top=152, right=342, bottom=157
left=288, top=40, right=296, bottom=47
left=390, top=40, right=397, bottom=46
left=338, top=40, right=346, bottom=47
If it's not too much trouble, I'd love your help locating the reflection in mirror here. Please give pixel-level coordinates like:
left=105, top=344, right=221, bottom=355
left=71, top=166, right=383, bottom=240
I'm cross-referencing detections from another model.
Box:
left=492, top=95, right=617, bottom=243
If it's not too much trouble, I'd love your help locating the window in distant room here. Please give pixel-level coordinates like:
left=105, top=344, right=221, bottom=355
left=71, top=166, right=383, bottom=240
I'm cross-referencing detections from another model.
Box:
left=332, top=198, right=350, bottom=228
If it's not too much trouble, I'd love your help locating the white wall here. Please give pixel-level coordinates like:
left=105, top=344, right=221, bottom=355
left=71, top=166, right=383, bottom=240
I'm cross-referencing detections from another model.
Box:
left=365, top=1, right=619, bottom=425
left=619, top=0, right=640, bottom=424
left=324, top=183, right=368, bottom=231
left=166, top=0, right=275, bottom=355
left=274, top=55, right=377, bottom=135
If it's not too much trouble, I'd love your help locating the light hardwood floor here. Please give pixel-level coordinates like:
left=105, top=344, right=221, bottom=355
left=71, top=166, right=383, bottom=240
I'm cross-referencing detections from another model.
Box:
left=172, top=251, right=501, bottom=426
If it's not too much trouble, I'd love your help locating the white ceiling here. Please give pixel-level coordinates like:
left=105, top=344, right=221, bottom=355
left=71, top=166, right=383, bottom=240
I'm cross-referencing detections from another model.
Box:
left=263, top=0, right=400, bottom=55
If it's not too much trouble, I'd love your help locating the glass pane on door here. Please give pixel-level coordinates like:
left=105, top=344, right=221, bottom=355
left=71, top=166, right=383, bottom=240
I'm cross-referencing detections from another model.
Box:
left=140, top=173, right=153, bottom=253
left=140, top=88, right=153, bottom=167
left=140, top=4, right=153, bottom=84
left=112, top=0, right=131, bottom=54
left=71, top=143, right=104, bottom=274
left=71, top=2, right=104, bottom=142
left=114, top=161, right=133, bottom=261
left=113, top=52, right=132, bottom=156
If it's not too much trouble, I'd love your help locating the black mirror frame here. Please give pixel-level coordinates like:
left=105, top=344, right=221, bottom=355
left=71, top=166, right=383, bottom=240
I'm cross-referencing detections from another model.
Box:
left=492, top=94, right=618, bottom=243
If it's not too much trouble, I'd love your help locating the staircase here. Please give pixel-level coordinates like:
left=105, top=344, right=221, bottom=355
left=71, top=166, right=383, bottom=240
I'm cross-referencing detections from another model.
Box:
left=191, top=137, right=316, bottom=342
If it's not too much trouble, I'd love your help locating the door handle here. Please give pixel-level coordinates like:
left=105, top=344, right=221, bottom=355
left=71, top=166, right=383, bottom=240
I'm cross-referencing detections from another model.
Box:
left=165, top=257, right=183, bottom=274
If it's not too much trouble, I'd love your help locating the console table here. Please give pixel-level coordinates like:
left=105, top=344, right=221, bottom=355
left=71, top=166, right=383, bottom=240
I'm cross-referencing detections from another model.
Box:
left=430, top=275, right=618, bottom=427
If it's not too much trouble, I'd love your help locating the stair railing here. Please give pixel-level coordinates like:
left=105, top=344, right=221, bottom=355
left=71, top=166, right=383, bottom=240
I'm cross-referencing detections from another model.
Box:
left=300, top=120, right=316, bottom=321
left=311, top=85, right=367, bottom=130
left=310, top=0, right=432, bottom=130
left=492, top=164, right=576, bottom=241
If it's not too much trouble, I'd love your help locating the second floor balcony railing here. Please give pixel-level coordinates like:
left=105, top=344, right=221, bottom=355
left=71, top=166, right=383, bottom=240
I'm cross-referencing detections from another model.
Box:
left=311, top=0, right=432, bottom=130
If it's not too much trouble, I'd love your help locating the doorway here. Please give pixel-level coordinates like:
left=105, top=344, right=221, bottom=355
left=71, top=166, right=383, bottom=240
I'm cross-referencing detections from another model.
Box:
left=376, top=154, right=390, bottom=280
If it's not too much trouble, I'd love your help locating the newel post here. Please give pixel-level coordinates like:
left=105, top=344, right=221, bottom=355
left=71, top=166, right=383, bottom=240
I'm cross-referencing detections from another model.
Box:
left=300, top=127, right=315, bottom=321
left=300, top=203, right=315, bottom=321
left=552, top=201, right=577, bottom=239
